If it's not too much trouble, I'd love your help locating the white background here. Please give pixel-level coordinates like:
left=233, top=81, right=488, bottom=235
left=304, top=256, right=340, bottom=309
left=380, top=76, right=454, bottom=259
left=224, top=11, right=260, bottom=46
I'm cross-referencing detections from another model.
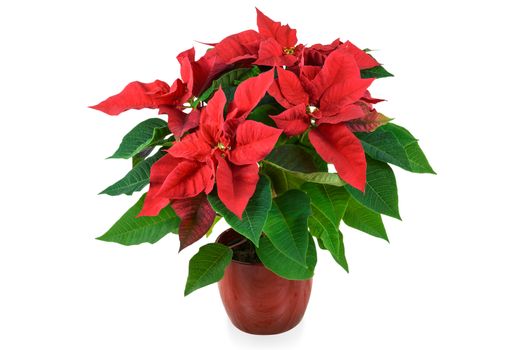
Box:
left=1, top=0, right=523, bottom=349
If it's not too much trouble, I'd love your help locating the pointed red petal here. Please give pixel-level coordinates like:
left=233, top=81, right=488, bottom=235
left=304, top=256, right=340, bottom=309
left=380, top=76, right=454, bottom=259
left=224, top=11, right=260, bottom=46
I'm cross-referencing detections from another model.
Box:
left=309, top=124, right=366, bottom=191
left=228, top=70, right=274, bottom=120
left=139, top=153, right=180, bottom=217
left=159, top=160, right=214, bottom=199
left=361, top=90, right=385, bottom=104
left=275, top=67, right=309, bottom=106
left=343, top=41, right=380, bottom=69
left=213, top=30, right=261, bottom=65
left=200, top=87, right=226, bottom=145
left=256, top=8, right=297, bottom=48
left=270, top=103, right=309, bottom=136
left=347, top=110, right=391, bottom=133
left=216, top=157, right=259, bottom=219
left=313, top=48, right=363, bottom=92
left=160, top=106, right=200, bottom=138
left=229, top=120, right=282, bottom=165
left=167, top=132, right=212, bottom=162
left=178, top=47, right=226, bottom=96
left=268, top=80, right=294, bottom=109
left=253, top=38, right=285, bottom=66
left=90, top=80, right=170, bottom=116
left=300, top=65, right=321, bottom=81
left=176, top=48, right=195, bottom=97
left=172, top=193, right=216, bottom=251
left=318, top=103, right=364, bottom=124
left=320, top=78, right=373, bottom=114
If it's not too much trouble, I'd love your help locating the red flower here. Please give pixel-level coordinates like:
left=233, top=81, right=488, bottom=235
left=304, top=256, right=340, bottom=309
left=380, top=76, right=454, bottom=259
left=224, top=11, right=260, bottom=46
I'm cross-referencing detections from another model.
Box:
left=140, top=70, right=282, bottom=219
left=253, top=8, right=302, bottom=67
left=159, top=48, right=225, bottom=137
left=209, top=9, right=301, bottom=68
left=268, top=48, right=374, bottom=191
left=89, top=47, right=227, bottom=138
left=304, top=38, right=379, bottom=69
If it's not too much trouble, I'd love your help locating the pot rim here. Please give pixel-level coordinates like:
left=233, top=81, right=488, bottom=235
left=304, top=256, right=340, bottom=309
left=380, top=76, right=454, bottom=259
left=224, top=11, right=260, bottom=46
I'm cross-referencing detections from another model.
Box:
left=215, top=228, right=263, bottom=266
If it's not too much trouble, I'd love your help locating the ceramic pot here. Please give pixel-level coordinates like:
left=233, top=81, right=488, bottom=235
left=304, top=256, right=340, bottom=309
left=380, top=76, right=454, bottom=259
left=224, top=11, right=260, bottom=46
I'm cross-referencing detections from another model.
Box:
left=217, top=229, right=313, bottom=335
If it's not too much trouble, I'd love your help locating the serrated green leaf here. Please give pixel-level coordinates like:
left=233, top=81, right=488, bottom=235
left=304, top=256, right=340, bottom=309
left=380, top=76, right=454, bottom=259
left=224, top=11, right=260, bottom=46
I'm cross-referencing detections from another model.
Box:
left=360, top=65, right=394, bottom=79
left=263, top=160, right=345, bottom=188
left=184, top=243, right=233, bottom=296
left=356, top=128, right=410, bottom=170
left=262, top=190, right=311, bottom=266
left=302, top=183, right=348, bottom=226
left=343, top=195, right=388, bottom=242
left=380, top=124, right=435, bottom=174
left=308, top=206, right=348, bottom=272
left=208, top=176, right=272, bottom=247
left=100, top=151, right=164, bottom=196
left=109, top=118, right=169, bottom=159
left=346, top=157, right=401, bottom=219
left=256, top=233, right=317, bottom=280
left=97, top=195, right=179, bottom=245
left=266, top=144, right=327, bottom=173
left=132, top=146, right=156, bottom=167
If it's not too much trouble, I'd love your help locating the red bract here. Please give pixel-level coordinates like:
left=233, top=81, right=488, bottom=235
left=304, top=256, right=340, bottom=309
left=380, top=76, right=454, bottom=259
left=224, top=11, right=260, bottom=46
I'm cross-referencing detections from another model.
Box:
left=172, top=193, right=216, bottom=251
left=268, top=48, right=374, bottom=190
left=90, top=47, right=226, bottom=138
left=160, top=48, right=225, bottom=137
left=253, top=8, right=302, bottom=67
left=140, top=70, right=282, bottom=219
left=209, top=9, right=301, bottom=68
left=304, top=38, right=379, bottom=70
left=347, top=101, right=391, bottom=133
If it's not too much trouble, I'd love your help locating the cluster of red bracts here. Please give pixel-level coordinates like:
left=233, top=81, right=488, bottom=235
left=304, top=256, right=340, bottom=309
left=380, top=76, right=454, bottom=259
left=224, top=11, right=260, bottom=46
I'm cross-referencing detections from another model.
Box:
left=91, top=9, right=386, bottom=250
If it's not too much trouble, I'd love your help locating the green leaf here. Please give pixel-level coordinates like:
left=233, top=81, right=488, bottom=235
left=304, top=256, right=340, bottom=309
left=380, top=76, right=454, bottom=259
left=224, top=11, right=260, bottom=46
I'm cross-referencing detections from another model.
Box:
left=184, top=243, right=233, bottom=296
left=208, top=176, right=272, bottom=247
left=197, top=66, right=261, bottom=103
left=308, top=207, right=348, bottom=272
left=346, top=157, right=401, bottom=219
left=380, top=124, right=435, bottom=174
left=262, top=144, right=332, bottom=194
left=132, top=146, right=156, bottom=167
left=301, top=183, right=348, bottom=226
left=263, top=161, right=345, bottom=188
left=343, top=195, right=388, bottom=242
left=100, top=151, right=164, bottom=196
left=262, top=162, right=303, bottom=194
left=256, top=233, right=317, bottom=280
left=109, top=118, right=170, bottom=159
left=97, top=195, right=179, bottom=245
left=262, top=190, right=312, bottom=266
left=356, top=128, right=410, bottom=170
left=301, top=184, right=350, bottom=271
left=266, top=144, right=326, bottom=173
left=360, top=65, right=394, bottom=79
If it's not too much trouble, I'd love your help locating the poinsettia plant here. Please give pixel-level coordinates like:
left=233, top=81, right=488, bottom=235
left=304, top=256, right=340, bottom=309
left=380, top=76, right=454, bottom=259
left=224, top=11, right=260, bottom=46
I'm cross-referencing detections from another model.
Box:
left=91, top=9, right=434, bottom=295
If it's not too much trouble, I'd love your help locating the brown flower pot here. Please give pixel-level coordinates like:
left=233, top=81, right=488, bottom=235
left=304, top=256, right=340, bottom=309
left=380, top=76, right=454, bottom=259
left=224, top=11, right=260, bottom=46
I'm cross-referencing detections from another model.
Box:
left=216, top=229, right=313, bottom=335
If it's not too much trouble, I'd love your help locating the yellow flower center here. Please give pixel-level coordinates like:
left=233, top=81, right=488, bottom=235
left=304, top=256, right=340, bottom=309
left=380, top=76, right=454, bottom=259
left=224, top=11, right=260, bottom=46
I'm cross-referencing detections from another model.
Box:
left=283, top=46, right=295, bottom=55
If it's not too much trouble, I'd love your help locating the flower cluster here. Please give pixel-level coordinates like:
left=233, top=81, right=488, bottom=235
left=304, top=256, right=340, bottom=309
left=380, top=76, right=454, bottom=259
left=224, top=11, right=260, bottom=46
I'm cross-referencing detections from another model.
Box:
left=92, top=9, right=393, bottom=251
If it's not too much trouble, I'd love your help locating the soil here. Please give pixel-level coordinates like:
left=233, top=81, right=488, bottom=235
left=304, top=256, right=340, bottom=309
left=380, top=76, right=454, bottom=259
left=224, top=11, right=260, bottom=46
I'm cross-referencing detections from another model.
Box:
left=226, top=237, right=261, bottom=264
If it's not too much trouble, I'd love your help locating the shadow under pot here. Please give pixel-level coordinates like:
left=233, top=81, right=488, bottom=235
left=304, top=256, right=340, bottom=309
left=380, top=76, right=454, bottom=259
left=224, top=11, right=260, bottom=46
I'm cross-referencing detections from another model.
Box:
left=216, top=228, right=313, bottom=335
